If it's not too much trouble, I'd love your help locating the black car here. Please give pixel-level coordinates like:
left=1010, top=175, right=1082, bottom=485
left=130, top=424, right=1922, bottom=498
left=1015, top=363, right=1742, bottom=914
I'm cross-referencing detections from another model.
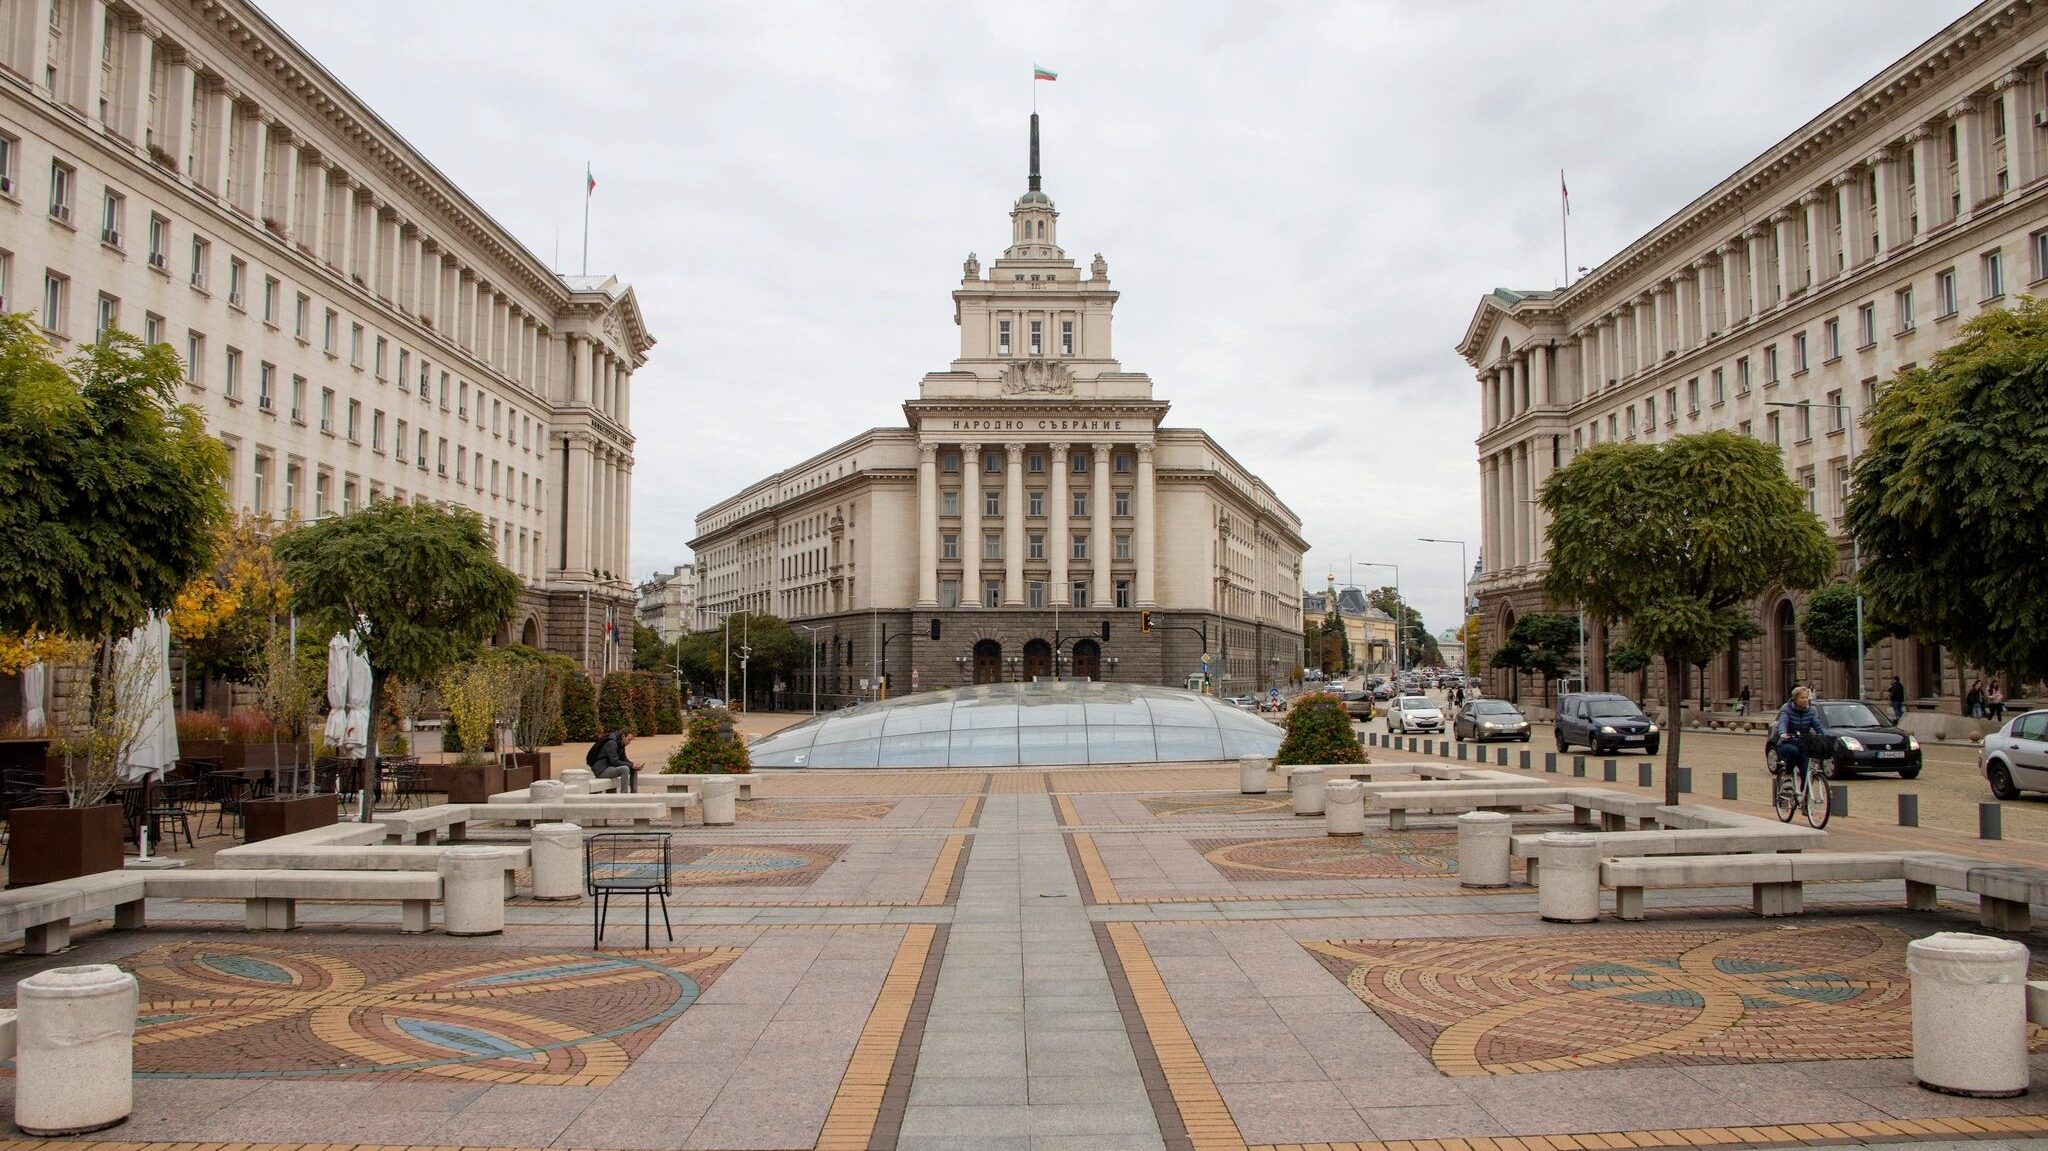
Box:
left=1454, top=699, right=1531, bottom=743
left=1763, top=699, right=1923, bottom=779
left=1554, top=692, right=1661, bottom=755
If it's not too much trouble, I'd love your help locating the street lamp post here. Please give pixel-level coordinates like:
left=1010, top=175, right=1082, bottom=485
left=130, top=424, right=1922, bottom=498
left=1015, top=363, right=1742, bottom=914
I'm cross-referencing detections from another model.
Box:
left=1769, top=398, right=1864, bottom=700
left=1418, top=537, right=1469, bottom=674
left=1351, top=561, right=1401, bottom=673
left=798, top=624, right=823, bottom=716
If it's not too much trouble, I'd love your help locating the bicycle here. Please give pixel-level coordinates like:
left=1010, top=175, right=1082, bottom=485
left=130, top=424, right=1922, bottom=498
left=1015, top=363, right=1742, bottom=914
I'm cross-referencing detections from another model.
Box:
left=1770, top=734, right=1832, bottom=829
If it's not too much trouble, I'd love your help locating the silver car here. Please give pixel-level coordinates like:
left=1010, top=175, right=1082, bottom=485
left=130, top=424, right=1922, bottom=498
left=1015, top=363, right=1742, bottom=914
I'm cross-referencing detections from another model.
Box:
left=1980, top=708, right=2048, bottom=799
left=1387, top=695, right=1444, bottom=734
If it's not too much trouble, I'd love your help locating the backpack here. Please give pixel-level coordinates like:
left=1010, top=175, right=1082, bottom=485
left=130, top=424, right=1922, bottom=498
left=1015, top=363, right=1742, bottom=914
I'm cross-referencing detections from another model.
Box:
left=584, top=734, right=611, bottom=767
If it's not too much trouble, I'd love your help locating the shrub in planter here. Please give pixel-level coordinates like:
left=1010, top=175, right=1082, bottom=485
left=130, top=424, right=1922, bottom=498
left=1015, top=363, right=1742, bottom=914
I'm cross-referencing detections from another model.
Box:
left=175, top=712, right=223, bottom=742
left=223, top=709, right=275, bottom=744
left=598, top=671, right=635, bottom=734
left=665, top=709, right=750, bottom=774
left=653, top=679, right=682, bottom=734
left=1277, top=695, right=1365, bottom=766
left=562, top=672, right=598, bottom=742
left=628, top=671, right=659, bottom=737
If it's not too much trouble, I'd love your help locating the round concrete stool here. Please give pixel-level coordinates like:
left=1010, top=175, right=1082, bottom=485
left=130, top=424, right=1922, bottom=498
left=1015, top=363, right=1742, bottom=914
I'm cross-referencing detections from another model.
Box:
left=1457, top=811, right=1513, bottom=888
left=1291, top=768, right=1327, bottom=817
left=1907, top=932, right=2030, bottom=1097
left=530, top=822, right=584, bottom=901
left=1325, top=779, right=1366, bottom=837
left=440, top=845, right=512, bottom=935
left=16, top=963, right=138, bottom=1135
left=529, top=778, right=566, bottom=804
left=1239, top=755, right=1272, bottom=795
left=1536, top=831, right=1600, bottom=923
left=701, top=776, right=738, bottom=826
left=559, top=768, right=595, bottom=794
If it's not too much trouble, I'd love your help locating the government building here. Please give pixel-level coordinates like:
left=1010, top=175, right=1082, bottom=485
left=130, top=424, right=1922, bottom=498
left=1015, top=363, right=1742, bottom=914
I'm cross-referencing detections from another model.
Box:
left=1459, top=0, right=2047, bottom=714
left=691, top=117, right=1306, bottom=703
left=0, top=0, right=653, bottom=683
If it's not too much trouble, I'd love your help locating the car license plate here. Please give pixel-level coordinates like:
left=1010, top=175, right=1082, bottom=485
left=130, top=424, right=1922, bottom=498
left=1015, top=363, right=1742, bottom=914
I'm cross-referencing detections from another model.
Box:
left=1623, top=734, right=1644, bottom=742
left=1877, top=750, right=1905, bottom=759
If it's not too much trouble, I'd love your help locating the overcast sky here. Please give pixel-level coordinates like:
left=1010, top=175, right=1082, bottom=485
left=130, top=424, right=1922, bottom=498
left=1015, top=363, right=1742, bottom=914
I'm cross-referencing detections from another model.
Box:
left=266, top=0, right=1967, bottom=639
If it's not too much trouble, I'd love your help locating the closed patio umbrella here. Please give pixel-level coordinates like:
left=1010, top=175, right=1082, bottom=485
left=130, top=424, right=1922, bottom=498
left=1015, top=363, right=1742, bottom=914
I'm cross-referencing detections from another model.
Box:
left=323, top=633, right=351, bottom=752
left=21, top=661, right=46, bottom=735
left=121, top=613, right=177, bottom=783
left=342, top=634, right=372, bottom=757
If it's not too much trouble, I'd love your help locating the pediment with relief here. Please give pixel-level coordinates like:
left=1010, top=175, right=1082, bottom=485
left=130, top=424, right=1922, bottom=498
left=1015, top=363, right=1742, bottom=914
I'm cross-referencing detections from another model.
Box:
left=999, top=359, right=1074, bottom=396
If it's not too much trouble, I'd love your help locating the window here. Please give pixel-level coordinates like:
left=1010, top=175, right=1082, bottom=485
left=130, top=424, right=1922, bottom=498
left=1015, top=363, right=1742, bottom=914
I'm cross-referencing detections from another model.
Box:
left=940, top=452, right=958, bottom=473
left=1664, top=387, right=1678, bottom=424
left=290, top=376, right=305, bottom=423
left=1072, top=452, right=1089, bottom=474
left=227, top=257, right=245, bottom=307
left=1766, top=411, right=1781, bottom=446
left=314, top=471, right=330, bottom=517
left=1606, top=413, right=1617, bottom=440
left=997, top=319, right=1011, bottom=356
left=323, top=308, right=338, bottom=354
left=1796, top=400, right=1812, bottom=442
left=982, top=533, right=1001, bottom=561
left=146, top=214, right=167, bottom=269
left=1028, top=532, right=1045, bottom=560
left=1114, top=533, right=1131, bottom=561
left=492, top=398, right=502, bottom=435
left=375, top=336, right=387, bottom=379
left=257, top=362, right=274, bottom=411
left=224, top=347, right=242, bottom=400
left=47, top=160, right=73, bottom=222
left=458, top=380, right=469, bottom=419
left=438, top=372, right=450, bottom=409
left=185, top=331, right=204, bottom=386
left=397, top=349, right=410, bottom=391
left=1686, top=377, right=1700, bottom=413
left=1061, top=319, right=1074, bottom=356
left=263, top=277, right=279, bottom=324
left=252, top=454, right=270, bottom=514
left=294, top=293, right=310, bottom=340
left=1625, top=407, right=1637, bottom=439
left=189, top=235, right=209, bottom=290
left=983, top=489, right=1000, bottom=517
left=1029, top=319, right=1042, bottom=355
left=1028, top=490, right=1044, bottom=516
left=1982, top=249, right=2005, bottom=300
left=1114, top=580, right=1132, bottom=609
left=1114, top=452, right=1131, bottom=473
left=1737, top=419, right=1753, bottom=438
left=1027, top=580, right=1046, bottom=608
left=342, top=479, right=357, bottom=515
left=1937, top=268, right=1957, bottom=317
left=1825, top=389, right=1844, bottom=434
left=1070, top=580, right=1088, bottom=608
left=2034, top=230, right=2048, bottom=283
left=1072, top=490, right=1088, bottom=517
left=983, top=452, right=1000, bottom=474
left=284, top=463, right=301, bottom=516
left=1027, top=452, right=1044, bottom=473
left=1831, top=460, right=1849, bottom=526
left=941, top=533, right=959, bottom=560
left=415, top=430, right=427, bottom=468
left=941, top=490, right=959, bottom=516
left=1896, top=286, right=1915, bottom=332
left=99, top=188, right=122, bottom=246
left=1797, top=465, right=1817, bottom=513
left=1823, top=318, right=1840, bottom=361
left=437, top=438, right=448, bottom=475
left=985, top=581, right=1002, bottom=609
left=1711, top=367, right=1726, bottom=404
left=142, top=311, right=162, bottom=345
left=93, top=292, right=116, bottom=341
left=318, top=387, right=335, bottom=432
left=456, top=447, right=466, bottom=484
left=372, top=409, right=385, bottom=452
left=0, top=133, right=15, bottom=196
left=1862, top=376, right=1880, bottom=412
left=395, top=418, right=408, bottom=458
left=1644, top=396, right=1656, bottom=429
left=1857, top=302, right=1876, bottom=348
left=349, top=322, right=363, bottom=365
left=1072, top=532, right=1089, bottom=560
left=939, top=580, right=959, bottom=609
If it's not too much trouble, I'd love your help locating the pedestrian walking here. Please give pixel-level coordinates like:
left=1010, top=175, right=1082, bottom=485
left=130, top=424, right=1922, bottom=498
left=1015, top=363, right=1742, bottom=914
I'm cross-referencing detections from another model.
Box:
left=1887, top=676, right=1905, bottom=723
left=1737, top=684, right=1751, bottom=716
left=1966, top=679, right=1985, bottom=719
left=1988, top=680, right=2006, bottom=723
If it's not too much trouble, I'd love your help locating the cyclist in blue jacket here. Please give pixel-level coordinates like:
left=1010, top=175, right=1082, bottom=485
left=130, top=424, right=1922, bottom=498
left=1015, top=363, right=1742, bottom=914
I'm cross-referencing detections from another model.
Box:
left=1772, top=685, right=1831, bottom=797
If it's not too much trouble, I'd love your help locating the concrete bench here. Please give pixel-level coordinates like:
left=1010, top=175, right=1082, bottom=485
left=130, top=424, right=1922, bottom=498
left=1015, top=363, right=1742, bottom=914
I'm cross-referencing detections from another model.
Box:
left=1382, top=787, right=1575, bottom=830
left=490, top=788, right=701, bottom=818
left=2029, top=981, right=2048, bottom=1026
left=467, top=801, right=668, bottom=829
left=1604, top=851, right=1906, bottom=920
left=1513, top=824, right=1827, bottom=884
left=0, top=1008, right=12, bottom=1061
left=1898, top=853, right=2048, bottom=932
left=145, top=868, right=443, bottom=932
left=0, top=872, right=147, bottom=955
left=636, top=772, right=756, bottom=800
left=373, top=803, right=476, bottom=844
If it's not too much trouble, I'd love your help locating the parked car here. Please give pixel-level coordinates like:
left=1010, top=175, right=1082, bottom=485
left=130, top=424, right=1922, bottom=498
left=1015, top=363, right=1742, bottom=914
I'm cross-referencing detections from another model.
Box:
left=1761, top=699, right=1922, bottom=780
left=1225, top=695, right=1259, bottom=711
left=1980, top=708, right=2048, bottom=799
left=1454, top=698, right=1530, bottom=743
left=1553, top=692, right=1660, bottom=755
left=1341, top=690, right=1377, bottom=722
left=1386, top=695, right=1444, bottom=734
left=698, top=697, right=728, bottom=710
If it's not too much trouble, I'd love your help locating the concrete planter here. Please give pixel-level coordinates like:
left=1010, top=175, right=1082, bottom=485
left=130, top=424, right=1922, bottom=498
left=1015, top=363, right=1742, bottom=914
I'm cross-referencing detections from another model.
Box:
left=241, top=793, right=339, bottom=844
left=8, top=804, right=125, bottom=887
left=508, top=751, right=554, bottom=780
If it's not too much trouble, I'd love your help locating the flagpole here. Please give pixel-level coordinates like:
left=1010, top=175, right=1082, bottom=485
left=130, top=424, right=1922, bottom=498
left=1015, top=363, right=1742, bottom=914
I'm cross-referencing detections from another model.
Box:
left=1560, top=169, right=1570, bottom=287
left=581, top=162, right=591, bottom=276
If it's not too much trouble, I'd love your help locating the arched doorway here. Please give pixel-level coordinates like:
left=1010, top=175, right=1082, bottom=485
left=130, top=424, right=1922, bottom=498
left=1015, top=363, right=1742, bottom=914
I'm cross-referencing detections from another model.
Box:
left=520, top=617, right=539, bottom=647
left=1022, top=639, right=1052, bottom=681
left=973, top=639, right=1002, bottom=685
left=1774, top=600, right=1799, bottom=705
left=1072, top=639, right=1101, bottom=682
left=1724, top=637, right=1743, bottom=701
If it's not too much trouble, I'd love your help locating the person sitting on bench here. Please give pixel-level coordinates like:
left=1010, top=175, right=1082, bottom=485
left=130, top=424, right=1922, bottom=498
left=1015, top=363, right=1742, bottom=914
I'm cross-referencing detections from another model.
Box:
left=586, top=730, right=640, bottom=793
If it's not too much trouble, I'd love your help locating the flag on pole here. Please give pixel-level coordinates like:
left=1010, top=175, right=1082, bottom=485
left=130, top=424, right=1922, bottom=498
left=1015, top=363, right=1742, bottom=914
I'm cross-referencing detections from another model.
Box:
left=1033, top=66, right=1057, bottom=81
left=1560, top=169, right=1570, bottom=216
left=587, top=164, right=596, bottom=197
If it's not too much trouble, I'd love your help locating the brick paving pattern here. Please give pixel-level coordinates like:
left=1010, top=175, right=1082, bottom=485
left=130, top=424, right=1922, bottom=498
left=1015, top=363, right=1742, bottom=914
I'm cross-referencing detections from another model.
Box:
left=1195, top=832, right=1471, bottom=881
left=1143, top=796, right=1296, bottom=819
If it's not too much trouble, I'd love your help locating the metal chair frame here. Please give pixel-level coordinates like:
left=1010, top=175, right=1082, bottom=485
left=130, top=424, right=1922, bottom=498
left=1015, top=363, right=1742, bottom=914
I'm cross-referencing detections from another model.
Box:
left=584, top=831, right=674, bottom=950
left=144, top=778, right=199, bottom=850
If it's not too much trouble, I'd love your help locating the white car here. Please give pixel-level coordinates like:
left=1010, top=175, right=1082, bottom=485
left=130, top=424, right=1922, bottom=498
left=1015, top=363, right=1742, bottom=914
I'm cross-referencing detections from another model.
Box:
left=1981, top=708, right=2048, bottom=799
left=1386, top=695, right=1444, bottom=734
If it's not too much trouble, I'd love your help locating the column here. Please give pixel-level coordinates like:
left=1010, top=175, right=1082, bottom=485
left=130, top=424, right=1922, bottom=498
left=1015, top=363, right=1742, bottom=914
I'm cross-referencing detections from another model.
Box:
left=617, top=461, right=632, bottom=581
left=1908, top=126, right=1942, bottom=236
left=1870, top=149, right=1901, bottom=259
left=1718, top=242, right=1743, bottom=330
left=1745, top=227, right=1771, bottom=316
left=1049, top=444, right=1069, bottom=595
left=1585, top=323, right=1605, bottom=391
left=196, top=83, right=231, bottom=195
left=363, top=202, right=384, bottom=298
left=1952, top=99, right=1984, bottom=221
left=1135, top=443, right=1157, bottom=607
left=336, top=183, right=358, bottom=280
left=565, top=436, right=590, bottom=575
left=1530, top=342, right=1550, bottom=406
left=300, top=157, right=326, bottom=258
left=276, top=137, right=301, bottom=241
left=961, top=444, right=982, bottom=607
left=235, top=111, right=267, bottom=219
left=1091, top=444, right=1112, bottom=606
left=917, top=444, right=938, bottom=606
left=1802, top=191, right=1829, bottom=286
left=1529, top=437, right=1551, bottom=561
left=1634, top=298, right=1655, bottom=370
left=381, top=216, right=402, bottom=302
left=406, top=232, right=426, bottom=317
left=1998, top=71, right=2038, bottom=190
left=1834, top=169, right=1865, bottom=272
left=116, top=25, right=153, bottom=145
left=1514, top=355, right=1530, bottom=412
left=1004, top=443, right=1025, bottom=604
left=1772, top=211, right=1798, bottom=303
left=161, top=56, right=194, bottom=180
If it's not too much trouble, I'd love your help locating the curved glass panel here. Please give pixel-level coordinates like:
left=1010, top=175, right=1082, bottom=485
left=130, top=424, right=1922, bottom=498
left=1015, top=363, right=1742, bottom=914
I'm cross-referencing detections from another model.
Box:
left=748, top=681, right=1283, bottom=768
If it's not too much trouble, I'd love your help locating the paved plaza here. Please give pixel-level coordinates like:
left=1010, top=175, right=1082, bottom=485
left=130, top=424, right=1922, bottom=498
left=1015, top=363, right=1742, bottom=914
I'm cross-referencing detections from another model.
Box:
left=3, top=759, right=2047, bottom=1151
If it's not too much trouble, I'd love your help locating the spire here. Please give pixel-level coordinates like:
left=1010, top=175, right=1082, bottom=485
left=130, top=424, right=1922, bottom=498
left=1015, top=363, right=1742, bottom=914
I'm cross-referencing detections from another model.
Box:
left=1029, top=112, right=1041, bottom=193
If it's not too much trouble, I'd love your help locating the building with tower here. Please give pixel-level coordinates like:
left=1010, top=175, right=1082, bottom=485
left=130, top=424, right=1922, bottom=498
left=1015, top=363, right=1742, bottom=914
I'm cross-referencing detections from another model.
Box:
left=690, top=115, right=1306, bottom=705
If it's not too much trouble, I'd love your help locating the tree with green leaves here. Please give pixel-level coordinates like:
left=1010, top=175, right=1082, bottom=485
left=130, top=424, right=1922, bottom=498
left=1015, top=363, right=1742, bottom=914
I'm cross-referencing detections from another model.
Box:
left=0, top=318, right=229, bottom=641
left=1847, top=296, right=2048, bottom=687
left=1542, top=432, right=1834, bottom=802
left=631, top=623, right=670, bottom=671
left=1799, top=581, right=1889, bottom=670
left=1506, top=613, right=1580, bottom=704
left=1276, top=694, right=1365, bottom=765
left=274, top=501, right=520, bottom=789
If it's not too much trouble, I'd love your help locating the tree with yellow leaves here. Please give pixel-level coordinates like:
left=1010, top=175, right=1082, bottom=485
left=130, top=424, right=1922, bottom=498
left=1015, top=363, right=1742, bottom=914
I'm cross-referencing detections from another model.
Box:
left=171, top=511, right=294, bottom=692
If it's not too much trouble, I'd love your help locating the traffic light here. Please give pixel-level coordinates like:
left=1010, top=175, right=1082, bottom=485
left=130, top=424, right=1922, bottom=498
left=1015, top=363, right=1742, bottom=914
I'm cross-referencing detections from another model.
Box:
left=1100, top=621, right=1111, bottom=640
left=1139, top=610, right=1153, bottom=633
left=929, top=618, right=941, bottom=641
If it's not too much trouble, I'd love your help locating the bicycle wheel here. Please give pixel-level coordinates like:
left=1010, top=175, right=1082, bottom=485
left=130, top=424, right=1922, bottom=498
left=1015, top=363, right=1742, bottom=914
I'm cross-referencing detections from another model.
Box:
left=1772, top=768, right=1797, bottom=823
left=1802, top=767, right=1832, bottom=829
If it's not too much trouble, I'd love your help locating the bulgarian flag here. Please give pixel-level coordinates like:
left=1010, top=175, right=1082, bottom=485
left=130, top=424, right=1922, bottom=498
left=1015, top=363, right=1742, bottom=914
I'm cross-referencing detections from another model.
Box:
left=1034, top=66, right=1057, bottom=81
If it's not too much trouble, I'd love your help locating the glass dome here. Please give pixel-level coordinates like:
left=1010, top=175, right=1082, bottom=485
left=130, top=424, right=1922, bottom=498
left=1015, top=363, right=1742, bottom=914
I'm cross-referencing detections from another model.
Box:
left=749, top=681, right=1282, bottom=768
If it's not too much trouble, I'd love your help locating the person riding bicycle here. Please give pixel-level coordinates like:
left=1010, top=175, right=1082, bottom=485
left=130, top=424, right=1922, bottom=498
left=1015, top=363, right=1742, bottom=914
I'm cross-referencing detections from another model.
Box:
left=1771, top=686, right=1832, bottom=797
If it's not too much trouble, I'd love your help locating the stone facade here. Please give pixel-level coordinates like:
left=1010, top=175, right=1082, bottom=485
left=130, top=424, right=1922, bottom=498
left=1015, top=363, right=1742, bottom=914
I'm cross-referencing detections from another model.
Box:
left=637, top=564, right=697, bottom=645
left=692, top=115, right=1307, bottom=705
left=1458, top=0, right=2048, bottom=713
left=0, top=0, right=652, bottom=680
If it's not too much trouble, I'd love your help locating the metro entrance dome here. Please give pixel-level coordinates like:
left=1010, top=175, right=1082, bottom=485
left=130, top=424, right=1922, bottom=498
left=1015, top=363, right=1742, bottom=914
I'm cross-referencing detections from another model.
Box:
left=747, top=681, right=1282, bottom=769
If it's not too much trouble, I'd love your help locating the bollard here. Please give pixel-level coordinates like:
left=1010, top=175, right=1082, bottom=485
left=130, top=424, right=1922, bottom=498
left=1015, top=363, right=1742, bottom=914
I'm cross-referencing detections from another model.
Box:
left=1536, top=832, right=1601, bottom=923
left=560, top=767, right=595, bottom=794
left=1292, top=767, right=1327, bottom=817
left=1423, top=739, right=1434, bottom=756
left=1829, top=784, right=1849, bottom=818
left=1981, top=802, right=2003, bottom=841
left=1325, top=779, right=1366, bottom=837
left=1238, top=755, right=1271, bottom=795
left=702, top=775, right=739, bottom=826
left=1899, top=793, right=1919, bottom=827
left=440, top=845, right=512, bottom=935
left=1676, top=766, right=1693, bottom=794
left=1496, top=748, right=1509, bottom=766
left=1457, top=743, right=1468, bottom=761
left=1907, top=932, right=2030, bottom=1097
left=530, top=778, right=565, bottom=804
left=1722, top=772, right=1739, bottom=801
left=1636, top=763, right=1652, bottom=788
left=1457, top=811, right=1512, bottom=888
left=15, top=964, right=138, bottom=1135
left=530, top=822, right=583, bottom=900
left=1544, top=752, right=1557, bottom=773
left=1600, top=759, right=1615, bottom=782
left=1519, top=750, right=1532, bottom=770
